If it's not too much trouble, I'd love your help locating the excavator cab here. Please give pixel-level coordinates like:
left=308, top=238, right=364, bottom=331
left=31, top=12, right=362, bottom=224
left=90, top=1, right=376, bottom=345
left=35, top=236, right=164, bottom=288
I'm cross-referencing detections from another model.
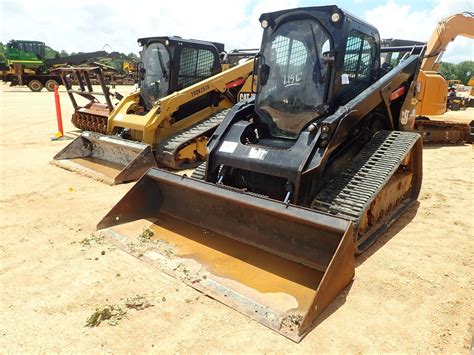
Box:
left=98, top=6, right=423, bottom=340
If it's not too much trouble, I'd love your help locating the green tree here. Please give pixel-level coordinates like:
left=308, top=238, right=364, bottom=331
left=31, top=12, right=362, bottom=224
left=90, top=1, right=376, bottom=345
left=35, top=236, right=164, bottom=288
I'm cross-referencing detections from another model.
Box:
left=45, top=46, right=59, bottom=59
left=127, top=52, right=139, bottom=60
left=453, top=61, right=473, bottom=84
left=439, top=61, right=474, bottom=84
left=0, top=42, right=5, bottom=62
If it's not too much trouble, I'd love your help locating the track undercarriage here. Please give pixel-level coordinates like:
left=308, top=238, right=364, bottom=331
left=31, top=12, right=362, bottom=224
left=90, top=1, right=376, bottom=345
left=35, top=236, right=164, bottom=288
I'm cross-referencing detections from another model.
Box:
left=415, top=117, right=472, bottom=144
left=313, top=131, right=422, bottom=253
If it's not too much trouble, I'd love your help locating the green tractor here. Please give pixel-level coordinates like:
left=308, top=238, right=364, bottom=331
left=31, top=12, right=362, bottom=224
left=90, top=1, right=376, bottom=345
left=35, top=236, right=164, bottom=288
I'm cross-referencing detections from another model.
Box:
left=1, top=40, right=62, bottom=91
left=1, top=40, right=113, bottom=91
left=4, top=40, right=46, bottom=68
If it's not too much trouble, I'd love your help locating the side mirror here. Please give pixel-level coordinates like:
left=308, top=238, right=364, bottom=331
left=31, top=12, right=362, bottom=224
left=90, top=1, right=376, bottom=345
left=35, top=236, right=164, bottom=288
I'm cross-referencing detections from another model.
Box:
left=259, top=64, right=270, bottom=86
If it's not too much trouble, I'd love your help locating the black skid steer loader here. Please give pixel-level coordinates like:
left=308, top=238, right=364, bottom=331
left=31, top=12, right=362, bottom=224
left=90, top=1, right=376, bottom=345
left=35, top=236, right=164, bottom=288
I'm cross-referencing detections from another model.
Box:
left=98, top=6, right=424, bottom=341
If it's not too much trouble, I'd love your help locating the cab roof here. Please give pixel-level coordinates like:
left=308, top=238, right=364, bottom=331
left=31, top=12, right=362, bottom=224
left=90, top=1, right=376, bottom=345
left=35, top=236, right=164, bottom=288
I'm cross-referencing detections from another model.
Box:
left=137, top=36, right=225, bottom=53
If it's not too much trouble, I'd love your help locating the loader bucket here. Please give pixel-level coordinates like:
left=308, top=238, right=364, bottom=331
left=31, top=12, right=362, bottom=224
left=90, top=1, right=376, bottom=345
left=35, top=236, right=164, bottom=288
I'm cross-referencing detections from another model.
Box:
left=98, top=168, right=355, bottom=342
left=51, top=131, right=157, bottom=185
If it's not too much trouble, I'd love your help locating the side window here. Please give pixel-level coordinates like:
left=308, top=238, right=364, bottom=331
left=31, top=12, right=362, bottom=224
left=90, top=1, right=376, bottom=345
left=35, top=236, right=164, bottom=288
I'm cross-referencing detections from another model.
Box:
left=343, top=30, right=375, bottom=81
left=178, top=47, right=216, bottom=88
left=196, top=50, right=215, bottom=76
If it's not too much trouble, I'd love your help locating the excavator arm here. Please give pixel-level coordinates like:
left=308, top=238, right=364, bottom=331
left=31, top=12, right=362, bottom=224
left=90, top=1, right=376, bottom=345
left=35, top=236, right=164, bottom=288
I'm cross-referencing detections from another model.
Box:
left=415, top=12, right=474, bottom=143
left=422, top=12, right=474, bottom=71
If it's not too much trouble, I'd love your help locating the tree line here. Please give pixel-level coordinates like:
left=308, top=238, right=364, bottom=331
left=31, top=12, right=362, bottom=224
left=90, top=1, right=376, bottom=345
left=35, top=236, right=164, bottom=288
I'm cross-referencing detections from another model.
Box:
left=0, top=42, right=139, bottom=62
left=438, top=61, right=473, bottom=85
left=1, top=42, right=472, bottom=84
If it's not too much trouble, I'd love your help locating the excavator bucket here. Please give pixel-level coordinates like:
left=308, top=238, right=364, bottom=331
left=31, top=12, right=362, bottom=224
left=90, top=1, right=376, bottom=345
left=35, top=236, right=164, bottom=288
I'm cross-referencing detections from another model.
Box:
left=97, top=168, right=355, bottom=342
left=51, top=132, right=157, bottom=185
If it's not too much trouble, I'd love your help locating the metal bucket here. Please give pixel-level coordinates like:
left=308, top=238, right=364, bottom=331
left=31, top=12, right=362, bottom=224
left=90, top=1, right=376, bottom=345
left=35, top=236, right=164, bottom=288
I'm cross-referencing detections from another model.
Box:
left=51, top=131, right=157, bottom=185
left=98, top=168, right=355, bottom=341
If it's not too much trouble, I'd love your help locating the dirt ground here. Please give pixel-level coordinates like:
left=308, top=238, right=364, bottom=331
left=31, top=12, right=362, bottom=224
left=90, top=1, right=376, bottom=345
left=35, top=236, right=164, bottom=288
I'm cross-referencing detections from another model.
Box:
left=0, top=83, right=472, bottom=353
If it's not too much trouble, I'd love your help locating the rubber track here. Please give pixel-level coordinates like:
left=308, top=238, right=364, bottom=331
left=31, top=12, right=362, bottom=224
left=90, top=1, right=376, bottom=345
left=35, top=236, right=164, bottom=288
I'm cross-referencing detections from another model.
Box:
left=160, top=109, right=230, bottom=155
left=191, top=162, right=207, bottom=180
left=311, top=130, right=420, bottom=223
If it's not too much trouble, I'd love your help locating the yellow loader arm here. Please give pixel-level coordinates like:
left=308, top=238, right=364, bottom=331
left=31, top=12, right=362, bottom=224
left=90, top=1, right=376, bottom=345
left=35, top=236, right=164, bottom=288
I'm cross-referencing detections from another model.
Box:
left=107, top=60, right=254, bottom=145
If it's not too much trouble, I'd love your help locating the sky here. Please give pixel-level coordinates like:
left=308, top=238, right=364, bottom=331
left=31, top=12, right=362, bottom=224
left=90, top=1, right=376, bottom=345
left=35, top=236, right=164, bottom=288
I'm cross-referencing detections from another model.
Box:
left=0, top=0, right=473, bottom=63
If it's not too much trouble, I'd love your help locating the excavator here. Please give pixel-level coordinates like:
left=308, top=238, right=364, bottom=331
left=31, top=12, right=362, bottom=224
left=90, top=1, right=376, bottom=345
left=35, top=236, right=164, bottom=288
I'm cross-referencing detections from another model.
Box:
left=414, top=12, right=474, bottom=143
left=97, top=6, right=424, bottom=341
left=52, top=37, right=256, bottom=184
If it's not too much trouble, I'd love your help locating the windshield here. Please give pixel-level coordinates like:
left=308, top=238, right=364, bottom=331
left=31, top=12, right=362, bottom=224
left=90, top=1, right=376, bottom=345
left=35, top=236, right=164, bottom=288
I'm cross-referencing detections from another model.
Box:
left=140, top=42, right=170, bottom=110
left=256, top=19, right=330, bottom=139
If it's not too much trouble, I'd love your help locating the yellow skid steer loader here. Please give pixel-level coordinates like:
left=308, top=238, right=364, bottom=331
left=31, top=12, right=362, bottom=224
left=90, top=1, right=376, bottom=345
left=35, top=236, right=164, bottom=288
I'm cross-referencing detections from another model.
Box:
left=52, top=37, right=256, bottom=184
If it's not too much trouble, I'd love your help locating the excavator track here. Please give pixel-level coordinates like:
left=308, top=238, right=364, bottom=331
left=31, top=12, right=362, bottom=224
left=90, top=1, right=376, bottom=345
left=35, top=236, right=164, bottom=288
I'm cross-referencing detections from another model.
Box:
left=312, top=130, right=422, bottom=253
left=156, top=109, right=230, bottom=169
left=414, top=118, right=472, bottom=144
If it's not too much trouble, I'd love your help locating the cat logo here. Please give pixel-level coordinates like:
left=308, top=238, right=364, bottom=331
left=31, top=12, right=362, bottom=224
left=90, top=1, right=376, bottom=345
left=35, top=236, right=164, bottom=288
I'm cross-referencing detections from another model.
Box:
left=239, top=92, right=255, bottom=101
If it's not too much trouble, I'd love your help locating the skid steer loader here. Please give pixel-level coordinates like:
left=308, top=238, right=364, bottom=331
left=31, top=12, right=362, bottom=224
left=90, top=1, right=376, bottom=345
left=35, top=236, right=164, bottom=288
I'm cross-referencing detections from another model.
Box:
left=52, top=37, right=256, bottom=184
left=97, top=6, right=423, bottom=341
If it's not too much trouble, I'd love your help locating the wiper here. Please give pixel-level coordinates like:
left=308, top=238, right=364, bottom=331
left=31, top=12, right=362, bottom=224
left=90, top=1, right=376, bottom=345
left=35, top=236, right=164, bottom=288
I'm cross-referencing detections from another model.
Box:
left=157, top=50, right=169, bottom=81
